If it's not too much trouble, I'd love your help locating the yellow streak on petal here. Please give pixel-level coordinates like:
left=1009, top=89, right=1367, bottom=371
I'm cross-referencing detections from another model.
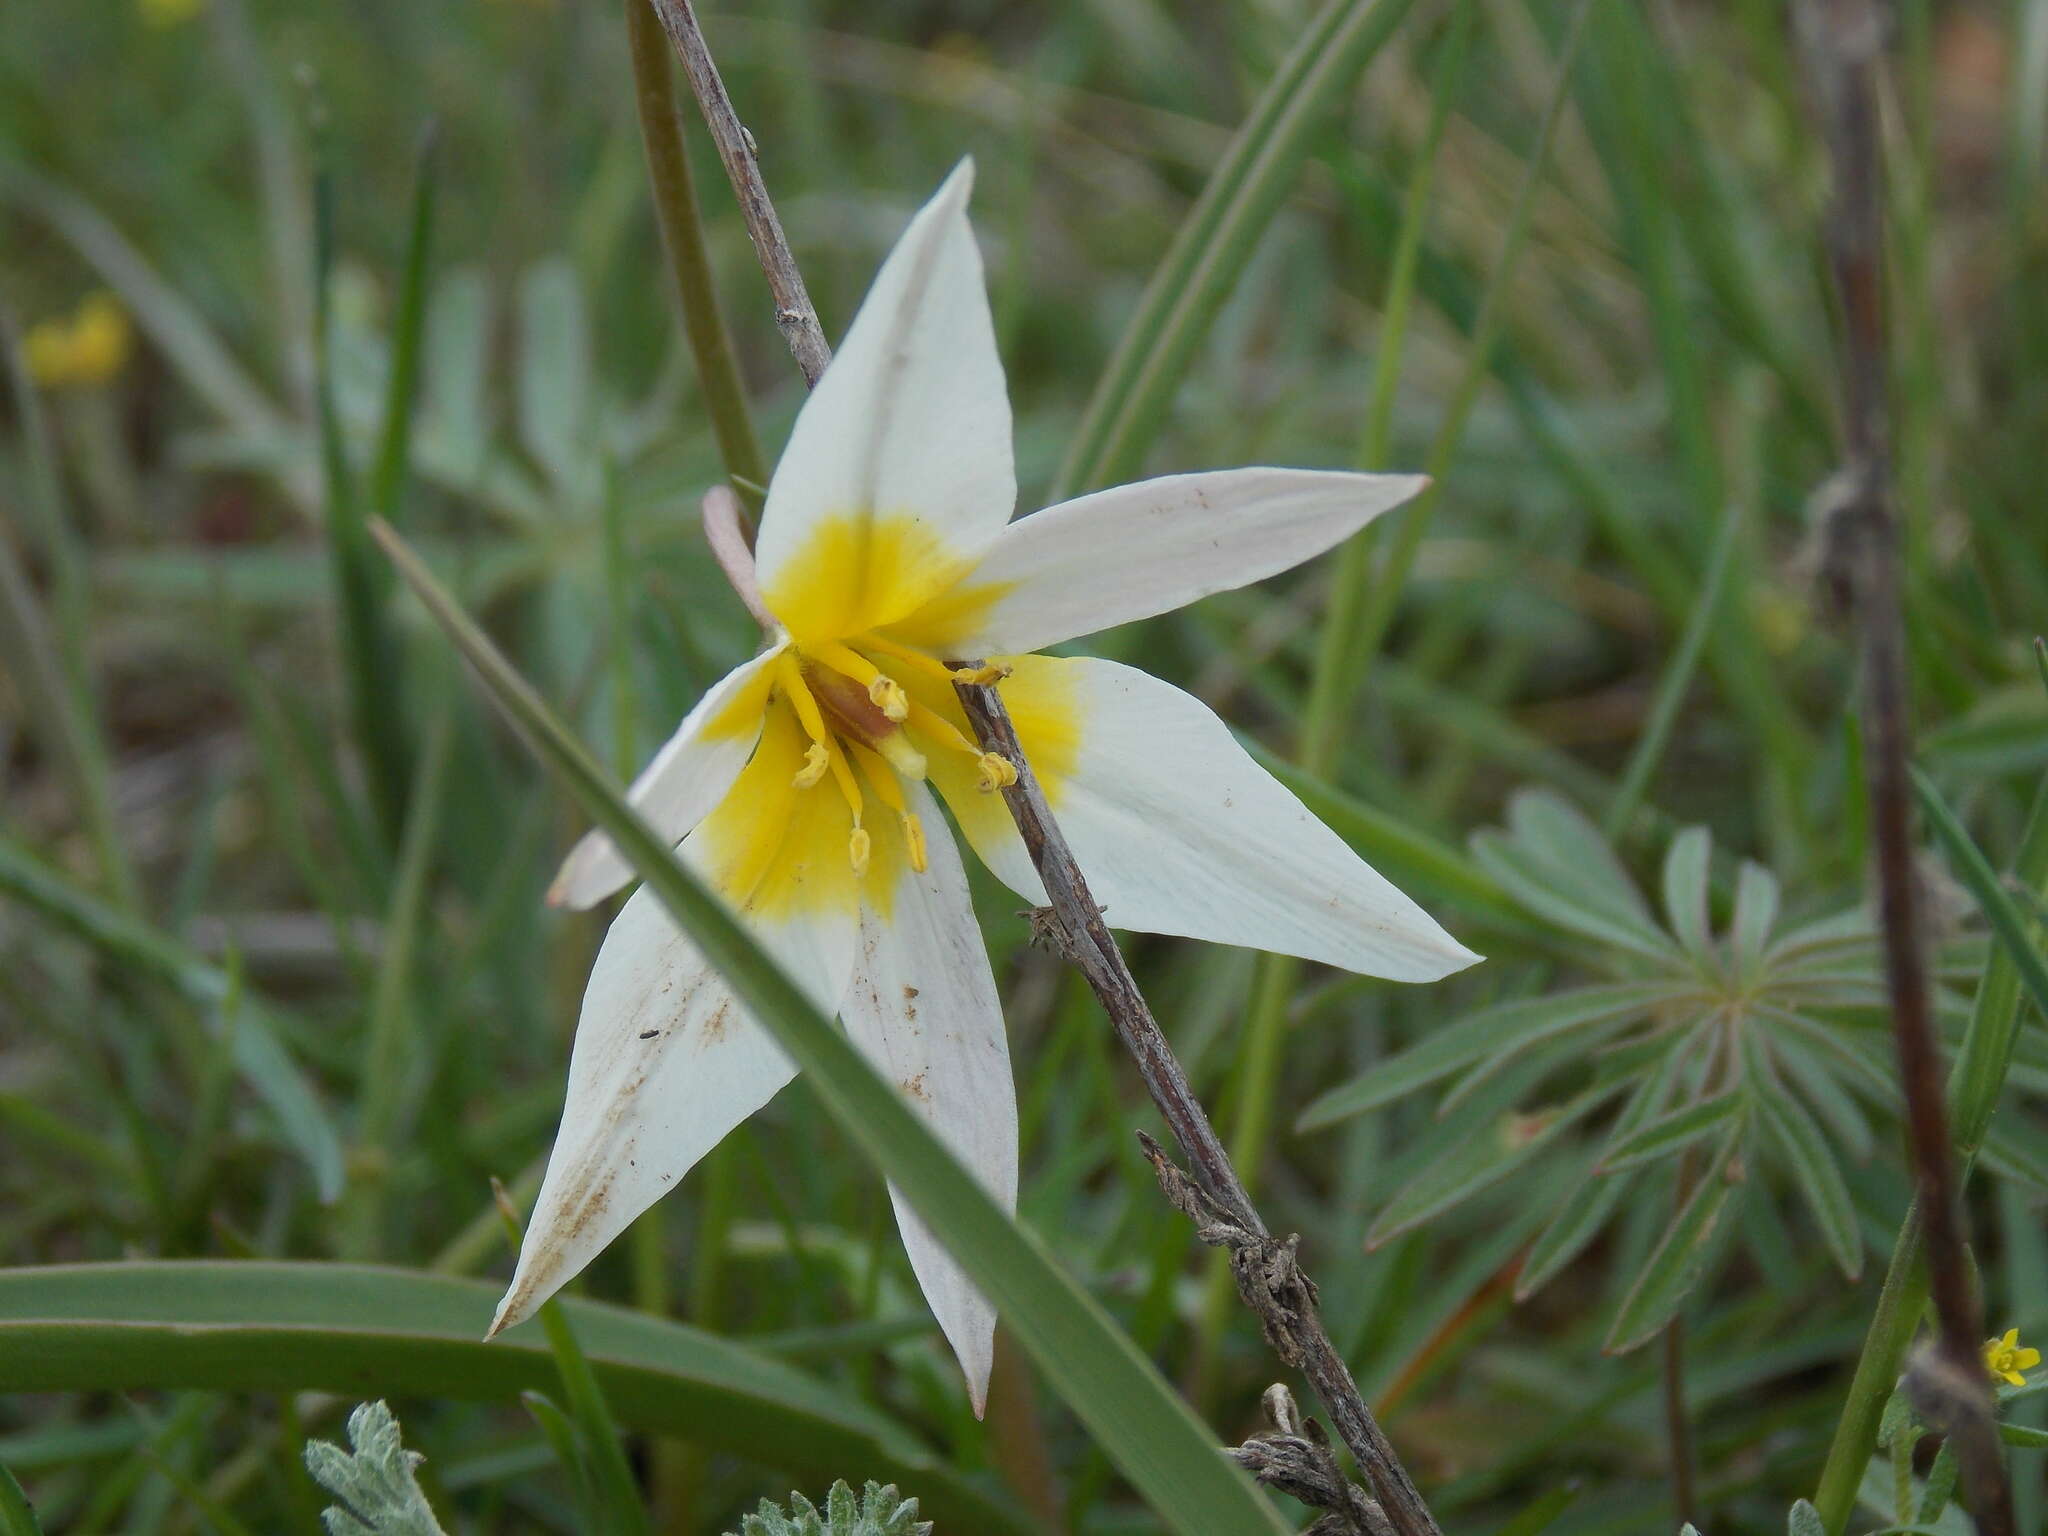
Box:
left=700, top=654, right=781, bottom=742
left=761, top=513, right=980, bottom=648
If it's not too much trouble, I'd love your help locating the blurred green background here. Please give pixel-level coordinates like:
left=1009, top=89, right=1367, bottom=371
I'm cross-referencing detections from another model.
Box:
left=3, top=0, right=2048, bottom=1531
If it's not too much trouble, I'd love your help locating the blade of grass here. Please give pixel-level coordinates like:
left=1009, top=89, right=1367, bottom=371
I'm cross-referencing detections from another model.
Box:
left=0, top=1260, right=1023, bottom=1534
left=372, top=519, right=1292, bottom=1535
left=314, top=158, right=410, bottom=850
left=369, top=124, right=439, bottom=533
left=1049, top=0, right=1421, bottom=502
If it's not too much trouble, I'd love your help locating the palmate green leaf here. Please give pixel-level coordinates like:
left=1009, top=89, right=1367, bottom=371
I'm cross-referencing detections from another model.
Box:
left=1471, top=792, right=1677, bottom=961
left=1605, top=1131, right=1744, bottom=1354
left=1514, top=1037, right=1684, bottom=1300
left=0, top=1262, right=1025, bottom=1534
left=1366, top=1078, right=1624, bottom=1248
left=1595, top=1088, right=1746, bottom=1174
left=372, top=524, right=1289, bottom=1534
left=1731, top=860, right=1782, bottom=980
left=1751, top=1050, right=1862, bottom=1279
left=1660, top=826, right=1715, bottom=969
left=1788, top=1499, right=1825, bottom=1536
left=1298, top=980, right=1681, bottom=1130
left=1999, top=1422, right=2048, bottom=1448
left=0, top=833, right=345, bottom=1201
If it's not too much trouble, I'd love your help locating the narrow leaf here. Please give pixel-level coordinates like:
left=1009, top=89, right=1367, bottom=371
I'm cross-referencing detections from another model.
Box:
left=1596, top=1090, right=1745, bottom=1174
left=1605, top=1135, right=1743, bottom=1353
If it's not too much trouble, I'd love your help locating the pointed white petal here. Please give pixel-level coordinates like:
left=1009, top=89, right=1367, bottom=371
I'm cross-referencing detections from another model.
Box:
left=754, top=160, right=1015, bottom=644
left=492, top=867, right=858, bottom=1335
left=840, top=785, right=1015, bottom=1415
left=548, top=645, right=784, bottom=911
left=945, top=657, right=1480, bottom=981
left=945, top=469, right=1427, bottom=656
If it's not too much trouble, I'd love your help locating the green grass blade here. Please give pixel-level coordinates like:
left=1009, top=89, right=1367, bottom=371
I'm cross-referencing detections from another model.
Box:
left=0, top=1460, right=42, bottom=1536
left=369, top=124, right=439, bottom=532
left=0, top=1261, right=1023, bottom=1534
left=1049, top=0, right=1420, bottom=501
left=372, top=521, right=1291, bottom=1535
left=315, top=164, right=409, bottom=849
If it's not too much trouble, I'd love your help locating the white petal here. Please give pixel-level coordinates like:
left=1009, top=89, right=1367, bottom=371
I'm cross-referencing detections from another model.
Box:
left=941, top=469, right=1426, bottom=656
left=947, top=657, right=1480, bottom=981
left=548, top=644, right=784, bottom=911
left=492, top=866, right=858, bottom=1335
left=754, top=160, right=1015, bottom=642
left=840, top=784, right=1015, bottom=1416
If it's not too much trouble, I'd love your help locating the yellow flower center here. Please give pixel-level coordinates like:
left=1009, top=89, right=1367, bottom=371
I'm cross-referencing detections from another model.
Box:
left=773, top=638, right=1017, bottom=879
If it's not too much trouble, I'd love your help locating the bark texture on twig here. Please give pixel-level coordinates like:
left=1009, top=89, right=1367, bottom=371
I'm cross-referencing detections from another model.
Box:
left=1229, top=1384, right=1395, bottom=1536
left=956, top=682, right=1441, bottom=1536
left=1800, top=0, right=2012, bottom=1529
left=643, top=0, right=833, bottom=387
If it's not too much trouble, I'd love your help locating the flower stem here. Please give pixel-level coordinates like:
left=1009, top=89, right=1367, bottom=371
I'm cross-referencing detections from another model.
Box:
left=625, top=0, right=768, bottom=522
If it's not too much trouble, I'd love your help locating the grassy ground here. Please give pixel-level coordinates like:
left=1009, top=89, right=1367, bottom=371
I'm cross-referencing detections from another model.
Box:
left=3, top=0, right=2047, bottom=1532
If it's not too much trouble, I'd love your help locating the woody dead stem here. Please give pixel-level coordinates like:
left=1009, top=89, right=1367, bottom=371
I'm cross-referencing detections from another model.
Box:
left=1801, top=0, right=2012, bottom=1528
left=646, top=2, right=1441, bottom=1530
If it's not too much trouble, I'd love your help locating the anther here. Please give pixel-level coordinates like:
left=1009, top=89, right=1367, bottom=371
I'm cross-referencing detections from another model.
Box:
left=848, top=826, right=872, bottom=877
left=900, top=812, right=928, bottom=874
left=951, top=662, right=1012, bottom=686
left=975, top=751, right=1018, bottom=792
left=867, top=675, right=910, bottom=722
left=792, top=742, right=830, bottom=789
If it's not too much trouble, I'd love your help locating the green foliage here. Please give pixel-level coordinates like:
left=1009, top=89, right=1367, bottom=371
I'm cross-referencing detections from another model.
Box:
left=5, top=0, right=2048, bottom=1530
left=725, top=1481, right=930, bottom=1536
left=303, top=1402, right=447, bottom=1536
left=1309, top=789, right=1903, bottom=1340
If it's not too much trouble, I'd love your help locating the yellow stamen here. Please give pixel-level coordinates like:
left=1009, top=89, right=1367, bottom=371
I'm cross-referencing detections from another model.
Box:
left=951, top=661, right=1012, bottom=686
left=858, top=633, right=962, bottom=689
left=823, top=738, right=864, bottom=826
left=901, top=812, right=928, bottom=873
left=848, top=826, right=872, bottom=877
left=849, top=743, right=909, bottom=813
left=903, top=698, right=980, bottom=756
left=775, top=653, right=832, bottom=749
left=976, top=751, right=1018, bottom=792
left=792, top=742, right=829, bottom=789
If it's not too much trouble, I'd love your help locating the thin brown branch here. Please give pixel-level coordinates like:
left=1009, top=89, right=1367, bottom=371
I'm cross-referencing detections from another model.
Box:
left=956, top=681, right=1442, bottom=1536
left=1800, top=0, right=2012, bottom=1530
left=643, top=0, right=833, bottom=387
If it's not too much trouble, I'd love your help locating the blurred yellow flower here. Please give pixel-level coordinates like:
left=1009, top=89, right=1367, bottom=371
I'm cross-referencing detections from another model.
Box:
left=23, top=293, right=132, bottom=390
left=138, top=0, right=205, bottom=27
left=1983, top=1327, right=2041, bottom=1387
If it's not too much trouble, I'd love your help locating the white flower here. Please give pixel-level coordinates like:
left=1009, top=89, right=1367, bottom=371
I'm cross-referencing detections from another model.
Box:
left=493, top=160, right=1480, bottom=1410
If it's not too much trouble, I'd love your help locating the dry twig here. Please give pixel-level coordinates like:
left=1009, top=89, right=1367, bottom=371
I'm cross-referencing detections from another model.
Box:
left=1800, top=0, right=2012, bottom=1528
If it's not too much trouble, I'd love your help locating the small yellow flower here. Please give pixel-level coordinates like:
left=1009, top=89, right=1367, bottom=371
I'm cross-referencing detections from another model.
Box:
left=23, top=293, right=132, bottom=390
left=1983, top=1327, right=2041, bottom=1387
left=138, top=0, right=205, bottom=27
